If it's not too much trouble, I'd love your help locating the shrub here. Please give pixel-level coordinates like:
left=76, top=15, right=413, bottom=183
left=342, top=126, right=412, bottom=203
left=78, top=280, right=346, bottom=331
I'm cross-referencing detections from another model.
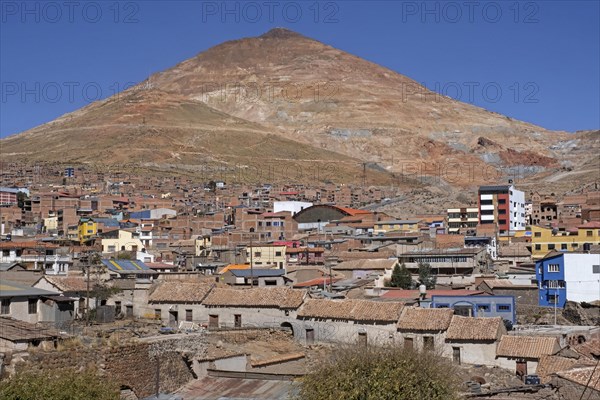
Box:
left=0, top=368, right=120, bottom=400
left=296, top=346, right=461, bottom=400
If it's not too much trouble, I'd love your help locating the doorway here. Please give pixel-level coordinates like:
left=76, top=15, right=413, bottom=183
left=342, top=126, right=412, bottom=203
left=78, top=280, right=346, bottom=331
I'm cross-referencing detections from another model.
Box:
left=452, top=347, right=461, bottom=364
left=306, top=328, right=315, bottom=344
left=169, top=310, right=178, bottom=326
left=516, top=360, right=527, bottom=380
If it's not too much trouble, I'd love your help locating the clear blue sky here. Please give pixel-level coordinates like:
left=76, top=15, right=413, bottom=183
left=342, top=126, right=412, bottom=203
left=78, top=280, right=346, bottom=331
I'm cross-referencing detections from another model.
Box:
left=1, top=0, right=599, bottom=137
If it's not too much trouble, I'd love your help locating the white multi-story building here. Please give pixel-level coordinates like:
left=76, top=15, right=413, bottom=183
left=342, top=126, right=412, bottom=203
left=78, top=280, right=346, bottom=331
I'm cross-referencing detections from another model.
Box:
left=478, top=185, right=526, bottom=236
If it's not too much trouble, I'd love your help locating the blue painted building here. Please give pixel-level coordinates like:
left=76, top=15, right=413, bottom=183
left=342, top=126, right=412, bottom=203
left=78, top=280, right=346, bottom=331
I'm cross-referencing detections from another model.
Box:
left=535, top=252, right=567, bottom=308
left=429, top=295, right=516, bottom=324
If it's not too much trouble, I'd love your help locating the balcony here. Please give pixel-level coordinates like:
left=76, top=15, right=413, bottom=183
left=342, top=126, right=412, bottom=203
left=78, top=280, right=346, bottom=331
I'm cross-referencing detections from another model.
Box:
left=20, top=255, right=72, bottom=263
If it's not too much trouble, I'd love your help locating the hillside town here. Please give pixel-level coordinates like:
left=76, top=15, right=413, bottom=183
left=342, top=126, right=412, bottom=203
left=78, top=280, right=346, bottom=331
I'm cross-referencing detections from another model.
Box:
left=0, top=162, right=598, bottom=399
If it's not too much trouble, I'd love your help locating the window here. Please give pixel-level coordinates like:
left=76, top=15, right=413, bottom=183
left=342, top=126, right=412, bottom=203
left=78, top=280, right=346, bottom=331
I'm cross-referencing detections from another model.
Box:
left=572, top=243, right=579, bottom=248
left=593, top=265, right=600, bottom=274
left=587, top=230, right=593, bottom=237
left=1, top=299, right=10, bottom=314
left=547, top=280, right=565, bottom=289
left=28, top=299, right=37, bottom=314
left=185, top=309, right=193, bottom=322
left=154, top=309, right=161, bottom=319
left=499, top=219, right=507, bottom=225
left=275, top=251, right=282, bottom=257
left=436, top=304, right=449, bottom=308
left=534, top=232, right=541, bottom=237
left=547, top=244, right=555, bottom=250
left=498, top=209, right=506, bottom=215
left=254, top=251, right=261, bottom=257
left=535, top=244, right=541, bottom=251
left=497, top=304, right=511, bottom=312
left=107, top=245, right=116, bottom=252
left=561, top=243, right=567, bottom=250
left=548, top=264, right=560, bottom=272
left=547, top=294, right=558, bottom=304
left=498, top=199, right=506, bottom=204
left=477, top=304, right=490, bottom=312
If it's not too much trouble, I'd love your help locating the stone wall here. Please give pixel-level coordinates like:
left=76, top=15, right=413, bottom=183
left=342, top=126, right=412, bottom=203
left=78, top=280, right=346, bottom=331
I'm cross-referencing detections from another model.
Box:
left=8, top=335, right=207, bottom=399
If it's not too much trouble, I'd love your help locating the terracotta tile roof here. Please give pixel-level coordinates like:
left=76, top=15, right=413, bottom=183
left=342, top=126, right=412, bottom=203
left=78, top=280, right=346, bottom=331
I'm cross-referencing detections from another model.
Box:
left=536, top=355, right=595, bottom=383
left=335, top=207, right=372, bottom=216
left=571, top=338, right=600, bottom=359
left=496, top=335, right=560, bottom=359
left=202, top=287, right=306, bottom=309
left=148, top=281, right=214, bottom=303
left=446, top=316, right=504, bottom=341
left=293, top=277, right=340, bottom=288
left=332, top=259, right=397, bottom=271
left=397, top=307, right=454, bottom=331
left=579, top=221, right=600, bottom=229
left=43, top=276, right=88, bottom=292
left=297, top=299, right=404, bottom=322
left=285, top=247, right=325, bottom=254
left=0, top=241, right=59, bottom=249
left=556, top=366, right=600, bottom=392
left=382, top=289, right=484, bottom=300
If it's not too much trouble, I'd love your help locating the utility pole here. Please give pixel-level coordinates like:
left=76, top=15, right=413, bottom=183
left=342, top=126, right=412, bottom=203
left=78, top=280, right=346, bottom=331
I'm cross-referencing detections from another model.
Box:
left=250, top=236, right=254, bottom=288
left=86, top=252, right=91, bottom=326
left=554, top=287, right=558, bottom=326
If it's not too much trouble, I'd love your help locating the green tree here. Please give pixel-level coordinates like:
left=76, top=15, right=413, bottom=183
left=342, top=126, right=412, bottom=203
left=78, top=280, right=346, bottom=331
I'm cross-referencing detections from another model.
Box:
left=418, top=262, right=437, bottom=289
left=16, top=191, right=28, bottom=210
left=0, top=368, right=120, bottom=400
left=389, top=262, right=412, bottom=289
left=296, top=346, right=460, bottom=400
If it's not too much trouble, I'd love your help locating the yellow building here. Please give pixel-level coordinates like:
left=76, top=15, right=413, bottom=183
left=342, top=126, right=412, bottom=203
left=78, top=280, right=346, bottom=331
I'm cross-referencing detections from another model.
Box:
left=246, top=245, right=287, bottom=269
left=530, top=222, right=600, bottom=259
left=101, top=229, right=145, bottom=255
left=77, top=218, right=97, bottom=244
left=373, top=219, right=421, bottom=235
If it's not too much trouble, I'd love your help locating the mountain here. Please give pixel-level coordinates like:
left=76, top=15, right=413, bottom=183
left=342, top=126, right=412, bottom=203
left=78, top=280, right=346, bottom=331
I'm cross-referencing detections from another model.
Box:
left=2, top=28, right=597, bottom=192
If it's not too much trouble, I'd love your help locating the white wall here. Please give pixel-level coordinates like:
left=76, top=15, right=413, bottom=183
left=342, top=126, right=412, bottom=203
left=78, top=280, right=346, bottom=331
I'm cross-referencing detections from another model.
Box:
left=273, top=201, right=313, bottom=215
left=447, top=342, right=497, bottom=366
left=564, top=253, right=600, bottom=303
left=509, top=187, right=526, bottom=231
left=496, top=357, right=539, bottom=374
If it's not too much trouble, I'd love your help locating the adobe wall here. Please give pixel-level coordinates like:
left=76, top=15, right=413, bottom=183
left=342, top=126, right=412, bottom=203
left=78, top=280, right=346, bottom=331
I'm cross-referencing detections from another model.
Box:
left=8, top=335, right=207, bottom=398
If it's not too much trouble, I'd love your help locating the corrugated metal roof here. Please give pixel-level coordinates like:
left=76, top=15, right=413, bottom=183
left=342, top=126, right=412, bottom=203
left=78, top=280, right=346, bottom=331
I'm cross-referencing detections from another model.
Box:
left=101, top=259, right=152, bottom=272
left=0, top=317, right=62, bottom=341
left=177, top=376, right=298, bottom=399
left=0, top=280, right=59, bottom=298
left=230, top=269, right=285, bottom=278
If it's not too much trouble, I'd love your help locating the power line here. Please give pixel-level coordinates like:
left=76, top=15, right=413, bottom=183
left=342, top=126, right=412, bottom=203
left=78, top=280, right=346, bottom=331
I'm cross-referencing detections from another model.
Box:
left=579, top=359, right=600, bottom=400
